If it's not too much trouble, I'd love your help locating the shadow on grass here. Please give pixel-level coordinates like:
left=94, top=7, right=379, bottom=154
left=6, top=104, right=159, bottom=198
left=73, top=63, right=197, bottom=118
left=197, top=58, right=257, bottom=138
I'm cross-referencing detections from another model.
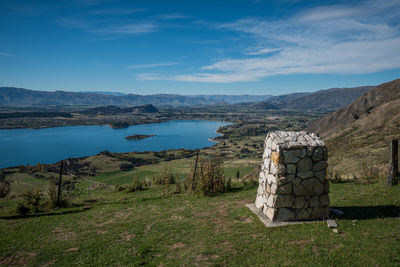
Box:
left=331, top=205, right=400, bottom=220
left=0, top=208, right=88, bottom=220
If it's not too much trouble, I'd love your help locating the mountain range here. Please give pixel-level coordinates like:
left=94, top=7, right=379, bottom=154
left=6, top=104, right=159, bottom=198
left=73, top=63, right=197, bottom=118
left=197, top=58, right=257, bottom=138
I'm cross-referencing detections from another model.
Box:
left=0, top=87, right=273, bottom=107
left=0, top=86, right=374, bottom=111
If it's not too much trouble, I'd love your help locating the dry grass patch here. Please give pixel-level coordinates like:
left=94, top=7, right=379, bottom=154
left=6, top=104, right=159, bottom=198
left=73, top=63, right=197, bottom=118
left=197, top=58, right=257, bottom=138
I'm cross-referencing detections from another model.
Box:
left=0, top=251, right=36, bottom=266
left=119, top=231, right=135, bottom=241
left=169, top=242, right=186, bottom=250
left=288, top=239, right=312, bottom=246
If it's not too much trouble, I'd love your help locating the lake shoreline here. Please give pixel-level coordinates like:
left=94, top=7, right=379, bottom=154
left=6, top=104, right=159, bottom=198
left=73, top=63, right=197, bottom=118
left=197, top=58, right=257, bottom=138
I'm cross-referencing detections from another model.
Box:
left=0, top=120, right=229, bottom=169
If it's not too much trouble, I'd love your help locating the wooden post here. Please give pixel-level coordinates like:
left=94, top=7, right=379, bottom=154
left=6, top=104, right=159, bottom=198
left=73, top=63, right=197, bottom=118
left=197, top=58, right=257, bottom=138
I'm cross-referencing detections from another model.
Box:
left=388, top=139, right=399, bottom=186
left=191, top=150, right=199, bottom=192
left=57, top=161, right=64, bottom=206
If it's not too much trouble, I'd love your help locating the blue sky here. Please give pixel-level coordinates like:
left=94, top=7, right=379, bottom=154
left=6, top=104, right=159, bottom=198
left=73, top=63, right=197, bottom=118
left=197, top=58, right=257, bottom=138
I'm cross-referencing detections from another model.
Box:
left=0, top=0, right=399, bottom=95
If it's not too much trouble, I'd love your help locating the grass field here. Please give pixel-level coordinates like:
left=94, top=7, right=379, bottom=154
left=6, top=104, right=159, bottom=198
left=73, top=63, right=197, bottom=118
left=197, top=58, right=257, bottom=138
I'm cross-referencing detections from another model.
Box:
left=0, top=177, right=399, bottom=266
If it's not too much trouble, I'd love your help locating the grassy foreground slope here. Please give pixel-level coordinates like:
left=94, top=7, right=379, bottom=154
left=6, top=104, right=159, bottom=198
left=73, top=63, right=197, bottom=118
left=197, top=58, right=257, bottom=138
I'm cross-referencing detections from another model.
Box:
left=0, top=179, right=399, bottom=266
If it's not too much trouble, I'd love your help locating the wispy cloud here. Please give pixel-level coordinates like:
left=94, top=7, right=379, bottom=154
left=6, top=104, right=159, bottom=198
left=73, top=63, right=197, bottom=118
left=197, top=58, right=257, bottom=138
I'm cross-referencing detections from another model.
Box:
left=89, top=7, right=144, bottom=15
left=146, top=1, right=400, bottom=83
left=92, top=23, right=156, bottom=34
left=136, top=73, right=166, bottom=80
left=246, top=48, right=280, bottom=55
left=128, top=62, right=179, bottom=69
left=0, top=52, right=17, bottom=57
left=56, top=17, right=157, bottom=35
left=157, top=13, right=191, bottom=20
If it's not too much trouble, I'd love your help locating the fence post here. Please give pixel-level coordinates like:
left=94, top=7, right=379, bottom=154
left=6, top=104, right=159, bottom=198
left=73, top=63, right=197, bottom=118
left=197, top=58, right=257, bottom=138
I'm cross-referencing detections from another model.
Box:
left=57, top=161, right=64, bottom=206
left=191, top=150, right=199, bottom=192
left=388, top=139, right=399, bottom=186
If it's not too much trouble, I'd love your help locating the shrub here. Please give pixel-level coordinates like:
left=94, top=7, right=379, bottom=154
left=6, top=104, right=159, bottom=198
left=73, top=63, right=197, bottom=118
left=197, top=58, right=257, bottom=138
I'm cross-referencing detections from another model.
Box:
left=17, top=189, right=43, bottom=214
left=358, top=161, right=386, bottom=184
left=189, top=158, right=229, bottom=195
left=127, top=176, right=144, bottom=192
left=24, top=189, right=43, bottom=212
left=120, top=163, right=134, bottom=171
left=0, top=180, right=11, bottom=199
left=17, top=202, right=30, bottom=215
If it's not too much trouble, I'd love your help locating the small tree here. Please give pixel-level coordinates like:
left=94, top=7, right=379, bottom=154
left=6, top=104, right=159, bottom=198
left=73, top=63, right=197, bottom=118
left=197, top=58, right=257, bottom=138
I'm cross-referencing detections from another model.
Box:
left=236, top=170, right=240, bottom=180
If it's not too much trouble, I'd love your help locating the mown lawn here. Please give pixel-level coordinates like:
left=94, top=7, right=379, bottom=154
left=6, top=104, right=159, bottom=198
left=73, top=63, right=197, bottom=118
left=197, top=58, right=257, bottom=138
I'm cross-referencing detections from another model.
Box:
left=0, top=180, right=399, bottom=266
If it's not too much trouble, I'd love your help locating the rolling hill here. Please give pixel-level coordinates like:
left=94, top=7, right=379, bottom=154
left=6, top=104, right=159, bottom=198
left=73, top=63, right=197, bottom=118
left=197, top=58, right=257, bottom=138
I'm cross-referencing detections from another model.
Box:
left=258, top=86, right=373, bottom=112
left=307, top=78, right=400, bottom=174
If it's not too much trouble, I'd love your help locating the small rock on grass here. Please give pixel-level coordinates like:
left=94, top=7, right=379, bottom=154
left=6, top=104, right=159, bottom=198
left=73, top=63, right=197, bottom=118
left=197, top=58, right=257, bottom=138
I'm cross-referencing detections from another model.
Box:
left=332, top=229, right=339, bottom=233
left=327, top=219, right=338, bottom=228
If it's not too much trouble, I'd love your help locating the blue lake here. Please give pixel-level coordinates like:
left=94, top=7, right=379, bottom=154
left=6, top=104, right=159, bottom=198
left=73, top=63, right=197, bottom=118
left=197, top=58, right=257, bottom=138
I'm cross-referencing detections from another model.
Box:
left=0, top=120, right=229, bottom=168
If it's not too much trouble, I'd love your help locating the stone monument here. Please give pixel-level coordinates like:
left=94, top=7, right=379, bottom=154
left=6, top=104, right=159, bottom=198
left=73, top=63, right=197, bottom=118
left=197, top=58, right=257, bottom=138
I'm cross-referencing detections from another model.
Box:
left=255, top=131, right=330, bottom=221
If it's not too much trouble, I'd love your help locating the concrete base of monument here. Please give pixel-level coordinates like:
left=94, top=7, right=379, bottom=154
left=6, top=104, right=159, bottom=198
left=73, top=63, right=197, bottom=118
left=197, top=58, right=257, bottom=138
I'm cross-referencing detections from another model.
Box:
left=245, top=203, right=321, bottom=228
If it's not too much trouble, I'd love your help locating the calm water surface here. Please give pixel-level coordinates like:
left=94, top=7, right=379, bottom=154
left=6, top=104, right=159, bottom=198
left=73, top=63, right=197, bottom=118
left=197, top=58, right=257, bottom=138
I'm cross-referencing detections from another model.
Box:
left=0, top=120, right=228, bottom=168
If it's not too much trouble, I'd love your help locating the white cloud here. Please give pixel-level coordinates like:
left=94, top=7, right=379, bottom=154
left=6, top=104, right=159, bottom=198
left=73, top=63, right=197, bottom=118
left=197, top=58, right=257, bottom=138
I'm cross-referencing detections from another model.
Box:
left=246, top=48, right=280, bottom=55
left=136, top=73, right=166, bottom=80
left=147, top=1, right=400, bottom=83
left=128, top=62, right=179, bottom=69
left=93, top=23, right=156, bottom=34
left=158, top=13, right=191, bottom=20
left=56, top=17, right=157, bottom=35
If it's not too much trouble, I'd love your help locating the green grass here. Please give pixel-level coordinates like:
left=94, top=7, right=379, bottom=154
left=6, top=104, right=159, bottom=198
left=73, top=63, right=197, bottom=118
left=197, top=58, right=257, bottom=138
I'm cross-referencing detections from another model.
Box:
left=0, top=178, right=399, bottom=266
left=223, top=166, right=256, bottom=179
left=6, top=173, right=50, bottom=196
left=90, top=170, right=158, bottom=185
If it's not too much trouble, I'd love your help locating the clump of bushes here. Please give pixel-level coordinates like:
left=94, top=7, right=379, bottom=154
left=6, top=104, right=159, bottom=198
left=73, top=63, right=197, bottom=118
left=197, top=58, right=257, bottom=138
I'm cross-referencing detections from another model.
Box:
left=127, top=176, right=144, bottom=192
left=114, top=176, right=145, bottom=193
left=188, top=158, right=231, bottom=196
left=120, top=163, right=134, bottom=171
left=17, top=189, right=43, bottom=215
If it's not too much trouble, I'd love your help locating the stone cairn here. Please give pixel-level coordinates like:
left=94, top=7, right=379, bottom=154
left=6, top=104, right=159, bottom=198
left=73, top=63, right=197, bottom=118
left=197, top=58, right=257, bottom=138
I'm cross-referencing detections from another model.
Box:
left=255, top=131, right=330, bottom=221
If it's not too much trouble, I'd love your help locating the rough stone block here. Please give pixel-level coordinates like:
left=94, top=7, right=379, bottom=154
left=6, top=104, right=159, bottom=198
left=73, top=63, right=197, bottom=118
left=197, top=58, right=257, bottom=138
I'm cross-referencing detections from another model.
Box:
left=302, top=178, right=324, bottom=195
left=315, top=169, right=327, bottom=182
left=310, top=196, right=320, bottom=207
left=276, top=208, right=295, bottom=221
left=255, top=195, right=264, bottom=209
left=283, top=150, right=302, bottom=164
left=293, top=183, right=309, bottom=196
left=295, top=196, right=308, bottom=209
left=277, top=183, right=292, bottom=195
left=319, top=194, right=330, bottom=207
left=312, top=147, right=326, bottom=162
left=310, top=206, right=330, bottom=220
left=297, top=171, right=314, bottom=179
left=297, top=157, right=313, bottom=172
left=313, top=161, right=328, bottom=172
left=287, top=164, right=296, bottom=174
left=275, top=195, right=294, bottom=208
left=295, top=209, right=311, bottom=220
left=256, top=130, right=329, bottom=221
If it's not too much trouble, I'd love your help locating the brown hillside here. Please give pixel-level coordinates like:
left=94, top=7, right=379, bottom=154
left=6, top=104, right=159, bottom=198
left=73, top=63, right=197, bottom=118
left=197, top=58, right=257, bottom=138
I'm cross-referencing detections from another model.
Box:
left=307, top=78, right=400, bottom=175
left=308, top=79, right=400, bottom=139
